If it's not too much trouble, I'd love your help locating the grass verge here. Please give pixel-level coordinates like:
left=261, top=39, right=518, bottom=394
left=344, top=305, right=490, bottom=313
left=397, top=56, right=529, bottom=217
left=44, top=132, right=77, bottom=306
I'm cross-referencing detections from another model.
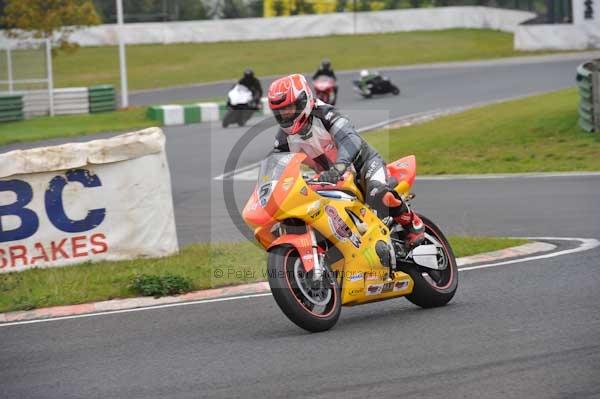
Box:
left=365, top=88, right=600, bottom=174
left=53, top=29, right=551, bottom=90
left=0, top=107, right=155, bottom=147
left=0, top=236, right=528, bottom=313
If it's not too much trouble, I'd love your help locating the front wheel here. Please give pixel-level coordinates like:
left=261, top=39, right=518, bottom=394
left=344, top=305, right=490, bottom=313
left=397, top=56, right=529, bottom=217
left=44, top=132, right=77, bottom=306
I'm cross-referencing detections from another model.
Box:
left=400, top=215, right=458, bottom=308
left=222, top=109, right=234, bottom=128
left=268, top=246, right=341, bottom=332
left=391, top=85, right=400, bottom=95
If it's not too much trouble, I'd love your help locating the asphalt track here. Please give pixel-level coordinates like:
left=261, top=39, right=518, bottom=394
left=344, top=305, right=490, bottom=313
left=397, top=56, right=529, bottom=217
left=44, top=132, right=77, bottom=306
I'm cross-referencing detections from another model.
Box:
left=1, top=230, right=599, bottom=399
left=1, top=54, right=599, bottom=398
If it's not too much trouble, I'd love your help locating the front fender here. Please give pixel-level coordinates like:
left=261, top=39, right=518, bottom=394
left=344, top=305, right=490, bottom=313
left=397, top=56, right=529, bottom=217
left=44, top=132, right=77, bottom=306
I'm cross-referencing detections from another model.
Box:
left=268, top=232, right=316, bottom=272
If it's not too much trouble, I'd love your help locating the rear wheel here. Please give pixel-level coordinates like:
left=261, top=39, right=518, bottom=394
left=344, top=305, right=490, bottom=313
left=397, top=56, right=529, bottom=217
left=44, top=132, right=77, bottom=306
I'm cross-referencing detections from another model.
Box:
left=399, top=215, right=458, bottom=308
left=268, top=246, right=341, bottom=332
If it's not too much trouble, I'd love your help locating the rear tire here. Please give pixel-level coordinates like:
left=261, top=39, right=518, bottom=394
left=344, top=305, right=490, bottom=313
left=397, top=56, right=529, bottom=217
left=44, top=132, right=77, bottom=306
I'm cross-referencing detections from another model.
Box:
left=400, top=215, right=458, bottom=308
left=268, top=246, right=341, bottom=332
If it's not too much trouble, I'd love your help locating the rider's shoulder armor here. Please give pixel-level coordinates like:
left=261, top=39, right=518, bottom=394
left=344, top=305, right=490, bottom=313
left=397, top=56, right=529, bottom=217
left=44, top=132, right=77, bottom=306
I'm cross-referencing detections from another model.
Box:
left=312, top=101, right=344, bottom=131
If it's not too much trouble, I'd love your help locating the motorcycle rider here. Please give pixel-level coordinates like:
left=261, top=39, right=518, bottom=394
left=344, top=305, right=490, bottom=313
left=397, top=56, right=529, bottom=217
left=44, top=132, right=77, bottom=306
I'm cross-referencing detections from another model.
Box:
left=269, top=74, right=424, bottom=251
left=312, top=58, right=338, bottom=97
left=313, top=58, right=337, bottom=81
left=358, top=69, right=383, bottom=92
left=238, top=68, right=263, bottom=106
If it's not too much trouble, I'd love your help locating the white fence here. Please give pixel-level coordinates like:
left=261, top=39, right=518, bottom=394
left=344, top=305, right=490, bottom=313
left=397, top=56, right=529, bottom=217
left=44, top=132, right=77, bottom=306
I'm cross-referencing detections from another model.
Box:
left=515, top=0, right=600, bottom=51
left=515, top=23, right=600, bottom=51
left=0, top=128, right=179, bottom=273
left=32, top=7, right=534, bottom=47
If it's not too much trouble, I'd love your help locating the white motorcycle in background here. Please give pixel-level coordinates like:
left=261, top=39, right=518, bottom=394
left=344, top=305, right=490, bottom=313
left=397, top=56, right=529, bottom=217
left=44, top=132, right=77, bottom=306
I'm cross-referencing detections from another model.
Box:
left=222, top=84, right=259, bottom=128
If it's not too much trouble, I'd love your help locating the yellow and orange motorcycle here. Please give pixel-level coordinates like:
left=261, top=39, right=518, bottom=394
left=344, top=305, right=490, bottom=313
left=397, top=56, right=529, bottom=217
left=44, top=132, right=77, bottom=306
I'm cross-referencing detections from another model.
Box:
left=242, top=153, right=458, bottom=332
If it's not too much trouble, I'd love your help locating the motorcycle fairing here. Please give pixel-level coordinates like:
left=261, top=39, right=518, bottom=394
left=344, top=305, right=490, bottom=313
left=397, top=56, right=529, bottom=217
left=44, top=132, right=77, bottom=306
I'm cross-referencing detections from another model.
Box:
left=242, top=153, right=418, bottom=305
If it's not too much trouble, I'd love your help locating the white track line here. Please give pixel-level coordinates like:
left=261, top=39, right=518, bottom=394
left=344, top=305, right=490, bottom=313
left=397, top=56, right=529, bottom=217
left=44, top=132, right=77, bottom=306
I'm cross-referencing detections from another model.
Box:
left=0, top=293, right=273, bottom=328
left=1, top=236, right=597, bottom=328
left=460, top=237, right=600, bottom=271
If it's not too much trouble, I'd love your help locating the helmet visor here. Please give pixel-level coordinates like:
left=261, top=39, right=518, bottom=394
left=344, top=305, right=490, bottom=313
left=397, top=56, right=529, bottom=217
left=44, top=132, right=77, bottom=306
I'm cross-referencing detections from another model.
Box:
left=273, top=92, right=307, bottom=129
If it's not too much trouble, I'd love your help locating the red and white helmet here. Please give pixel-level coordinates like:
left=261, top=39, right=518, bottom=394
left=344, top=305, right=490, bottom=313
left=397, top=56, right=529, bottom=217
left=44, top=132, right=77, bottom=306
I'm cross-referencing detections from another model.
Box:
left=268, top=74, right=314, bottom=135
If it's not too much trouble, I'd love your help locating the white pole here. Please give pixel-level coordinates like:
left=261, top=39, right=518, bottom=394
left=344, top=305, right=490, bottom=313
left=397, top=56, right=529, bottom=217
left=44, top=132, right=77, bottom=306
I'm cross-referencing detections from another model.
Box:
left=46, top=39, right=55, bottom=116
left=116, top=0, right=129, bottom=108
left=7, top=46, right=13, bottom=93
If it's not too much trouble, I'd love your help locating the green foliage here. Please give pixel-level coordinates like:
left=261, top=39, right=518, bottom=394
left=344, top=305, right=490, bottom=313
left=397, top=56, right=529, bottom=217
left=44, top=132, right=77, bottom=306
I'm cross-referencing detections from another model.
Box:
left=291, top=0, right=315, bottom=15
left=179, top=0, right=209, bottom=20
left=221, top=0, right=248, bottom=18
left=358, top=0, right=371, bottom=11
left=131, top=273, right=193, bottom=297
left=272, top=0, right=285, bottom=15
left=2, top=0, right=101, bottom=52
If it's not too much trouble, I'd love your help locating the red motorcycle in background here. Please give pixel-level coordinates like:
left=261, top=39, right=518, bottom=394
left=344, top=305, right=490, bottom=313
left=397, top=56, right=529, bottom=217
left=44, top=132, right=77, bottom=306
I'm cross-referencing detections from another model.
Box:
left=313, top=76, right=337, bottom=105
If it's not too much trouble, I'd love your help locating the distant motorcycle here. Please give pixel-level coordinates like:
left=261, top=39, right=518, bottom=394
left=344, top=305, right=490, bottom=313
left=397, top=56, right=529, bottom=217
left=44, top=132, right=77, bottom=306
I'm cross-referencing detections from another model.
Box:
left=353, top=76, right=400, bottom=99
left=313, top=76, right=337, bottom=105
left=222, top=84, right=259, bottom=128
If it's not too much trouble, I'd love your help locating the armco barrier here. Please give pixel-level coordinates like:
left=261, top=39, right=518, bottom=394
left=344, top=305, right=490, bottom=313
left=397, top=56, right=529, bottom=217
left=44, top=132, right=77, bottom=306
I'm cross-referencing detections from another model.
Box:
left=20, top=86, right=114, bottom=118
left=0, top=127, right=179, bottom=273
left=89, top=85, right=116, bottom=113
left=147, top=97, right=272, bottom=126
left=53, top=87, right=89, bottom=116
left=0, top=94, right=24, bottom=122
left=22, top=90, right=50, bottom=118
left=576, top=60, right=600, bottom=132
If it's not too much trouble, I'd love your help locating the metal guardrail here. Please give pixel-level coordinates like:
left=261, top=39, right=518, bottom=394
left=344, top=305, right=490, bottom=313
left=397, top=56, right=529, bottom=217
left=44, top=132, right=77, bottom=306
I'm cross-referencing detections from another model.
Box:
left=89, top=85, right=116, bottom=113
left=0, top=85, right=116, bottom=122
left=577, top=60, right=600, bottom=132
left=0, top=94, right=24, bottom=122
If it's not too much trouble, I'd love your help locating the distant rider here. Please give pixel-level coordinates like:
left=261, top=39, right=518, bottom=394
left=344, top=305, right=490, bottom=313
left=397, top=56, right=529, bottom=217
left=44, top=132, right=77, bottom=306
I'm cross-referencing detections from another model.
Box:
left=358, top=69, right=383, bottom=91
left=312, top=58, right=338, bottom=97
left=312, top=59, right=337, bottom=81
left=268, top=74, right=424, bottom=251
left=238, top=68, right=263, bottom=106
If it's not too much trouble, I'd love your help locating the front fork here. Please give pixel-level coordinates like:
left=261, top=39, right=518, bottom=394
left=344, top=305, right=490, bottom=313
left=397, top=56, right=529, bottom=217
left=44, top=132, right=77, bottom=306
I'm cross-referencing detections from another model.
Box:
left=267, top=226, right=324, bottom=281
left=308, top=228, right=325, bottom=281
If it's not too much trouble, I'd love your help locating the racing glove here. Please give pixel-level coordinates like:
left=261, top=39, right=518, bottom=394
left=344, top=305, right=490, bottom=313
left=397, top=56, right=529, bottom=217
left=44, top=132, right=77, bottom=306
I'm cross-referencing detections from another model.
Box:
left=319, top=163, right=347, bottom=184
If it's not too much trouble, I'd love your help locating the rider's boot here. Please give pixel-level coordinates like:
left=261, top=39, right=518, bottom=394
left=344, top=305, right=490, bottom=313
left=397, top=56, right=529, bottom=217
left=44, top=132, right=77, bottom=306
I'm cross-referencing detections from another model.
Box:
left=382, top=192, right=425, bottom=251
left=393, top=211, right=425, bottom=250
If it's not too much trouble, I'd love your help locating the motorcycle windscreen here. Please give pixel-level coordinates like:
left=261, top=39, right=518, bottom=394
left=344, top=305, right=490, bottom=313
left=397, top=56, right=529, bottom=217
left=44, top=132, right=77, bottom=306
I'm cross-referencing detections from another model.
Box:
left=256, top=153, right=297, bottom=208
left=257, top=153, right=295, bottom=183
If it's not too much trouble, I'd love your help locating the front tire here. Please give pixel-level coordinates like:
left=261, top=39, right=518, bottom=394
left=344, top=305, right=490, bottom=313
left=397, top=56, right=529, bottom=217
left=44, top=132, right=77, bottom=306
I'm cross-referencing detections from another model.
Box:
left=268, top=246, right=341, bottom=332
left=400, top=215, right=458, bottom=308
left=391, top=85, right=400, bottom=95
left=222, top=109, right=234, bottom=128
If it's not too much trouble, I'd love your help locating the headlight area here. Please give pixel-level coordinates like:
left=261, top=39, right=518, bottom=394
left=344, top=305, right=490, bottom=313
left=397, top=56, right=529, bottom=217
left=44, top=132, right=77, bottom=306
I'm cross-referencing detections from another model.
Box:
left=258, top=180, right=277, bottom=207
